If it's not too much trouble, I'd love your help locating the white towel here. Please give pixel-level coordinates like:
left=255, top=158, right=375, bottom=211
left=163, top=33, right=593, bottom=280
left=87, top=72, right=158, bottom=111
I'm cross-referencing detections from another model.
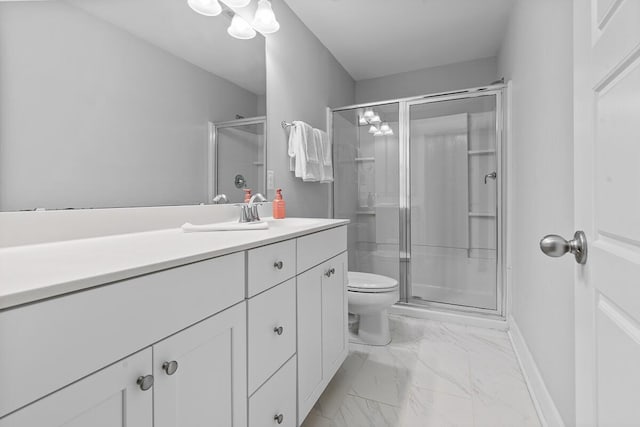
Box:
left=313, top=128, right=333, bottom=183
left=287, top=121, right=321, bottom=181
left=181, top=221, right=269, bottom=232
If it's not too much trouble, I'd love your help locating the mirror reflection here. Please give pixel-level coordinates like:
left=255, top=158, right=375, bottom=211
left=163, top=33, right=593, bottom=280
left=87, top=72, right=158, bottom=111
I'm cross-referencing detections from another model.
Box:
left=0, top=0, right=266, bottom=211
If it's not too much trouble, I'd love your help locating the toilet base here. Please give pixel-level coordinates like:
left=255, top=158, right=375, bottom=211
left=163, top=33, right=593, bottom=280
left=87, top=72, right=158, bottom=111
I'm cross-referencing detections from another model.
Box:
left=349, top=309, right=391, bottom=346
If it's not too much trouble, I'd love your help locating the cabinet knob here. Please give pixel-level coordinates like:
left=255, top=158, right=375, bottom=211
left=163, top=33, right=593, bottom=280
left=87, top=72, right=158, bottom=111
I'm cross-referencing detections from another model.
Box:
left=136, top=374, right=154, bottom=391
left=273, top=261, right=284, bottom=270
left=162, top=360, right=179, bottom=375
left=273, top=326, right=284, bottom=335
left=325, top=267, right=335, bottom=277
left=274, top=413, right=284, bottom=424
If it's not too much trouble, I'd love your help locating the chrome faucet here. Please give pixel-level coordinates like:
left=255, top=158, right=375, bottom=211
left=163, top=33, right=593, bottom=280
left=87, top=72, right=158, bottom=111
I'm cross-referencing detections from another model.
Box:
left=239, top=193, right=266, bottom=223
left=212, top=194, right=228, bottom=204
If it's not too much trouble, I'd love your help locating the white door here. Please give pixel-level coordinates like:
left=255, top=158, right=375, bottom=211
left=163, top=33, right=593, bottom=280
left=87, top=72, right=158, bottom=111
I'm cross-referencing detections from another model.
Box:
left=574, top=0, right=640, bottom=425
left=153, top=302, right=247, bottom=427
left=0, top=349, right=152, bottom=427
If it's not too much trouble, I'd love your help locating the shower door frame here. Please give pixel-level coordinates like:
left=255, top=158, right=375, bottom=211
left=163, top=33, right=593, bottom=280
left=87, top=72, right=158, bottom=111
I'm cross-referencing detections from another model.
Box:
left=209, top=116, right=268, bottom=203
left=399, top=88, right=505, bottom=317
left=330, top=84, right=507, bottom=318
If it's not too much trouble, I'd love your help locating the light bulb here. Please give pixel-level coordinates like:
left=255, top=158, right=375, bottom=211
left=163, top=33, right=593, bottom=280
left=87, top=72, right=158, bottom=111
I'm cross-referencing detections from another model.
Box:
left=221, top=0, right=251, bottom=7
left=252, top=0, right=280, bottom=34
left=358, top=116, right=368, bottom=126
left=228, top=14, right=256, bottom=39
left=380, top=122, right=390, bottom=132
left=363, top=109, right=374, bottom=119
left=370, top=115, right=381, bottom=124
left=188, top=0, right=222, bottom=16
left=368, top=125, right=378, bottom=134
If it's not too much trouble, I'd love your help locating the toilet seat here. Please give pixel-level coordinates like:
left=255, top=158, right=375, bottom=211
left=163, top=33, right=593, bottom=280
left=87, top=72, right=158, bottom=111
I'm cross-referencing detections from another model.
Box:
left=348, top=271, right=398, bottom=293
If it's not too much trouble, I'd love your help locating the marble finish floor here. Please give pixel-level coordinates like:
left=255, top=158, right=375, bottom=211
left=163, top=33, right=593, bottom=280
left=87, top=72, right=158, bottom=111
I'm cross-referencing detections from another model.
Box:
left=302, top=315, right=541, bottom=427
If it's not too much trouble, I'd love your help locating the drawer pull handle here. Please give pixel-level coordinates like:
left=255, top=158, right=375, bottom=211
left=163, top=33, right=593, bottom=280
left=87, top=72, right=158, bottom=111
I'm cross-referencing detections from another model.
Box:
left=162, top=360, right=179, bottom=376
left=274, top=326, right=284, bottom=335
left=136, top=375, right=154, bottom=391
left=274, top=413, right=284, bottom=424
left=273, top=261, right=284, bottom=270
left=325, top=267, right=336, bottom=277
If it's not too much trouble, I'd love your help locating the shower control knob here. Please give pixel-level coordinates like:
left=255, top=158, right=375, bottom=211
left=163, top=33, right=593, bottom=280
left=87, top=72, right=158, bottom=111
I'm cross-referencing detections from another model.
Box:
left=539, top=231, right=587, bottom=265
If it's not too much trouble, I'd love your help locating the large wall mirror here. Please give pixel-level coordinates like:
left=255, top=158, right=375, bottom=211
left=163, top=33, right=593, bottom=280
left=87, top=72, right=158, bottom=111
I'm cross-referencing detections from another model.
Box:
left=0, top=0, right=266, bottom=211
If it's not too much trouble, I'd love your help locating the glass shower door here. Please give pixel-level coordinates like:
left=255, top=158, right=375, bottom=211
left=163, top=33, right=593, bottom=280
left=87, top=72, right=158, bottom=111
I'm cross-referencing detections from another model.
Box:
left=406, top=95, right=499, bottom=310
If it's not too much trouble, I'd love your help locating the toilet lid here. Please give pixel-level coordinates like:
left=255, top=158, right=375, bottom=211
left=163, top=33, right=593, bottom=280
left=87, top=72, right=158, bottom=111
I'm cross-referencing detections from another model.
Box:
left=347, top=271, right=399, bottom=293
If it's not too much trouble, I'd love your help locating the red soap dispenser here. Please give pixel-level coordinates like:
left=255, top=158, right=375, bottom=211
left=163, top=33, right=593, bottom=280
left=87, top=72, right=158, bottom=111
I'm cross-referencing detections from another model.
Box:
left=243, top=188, right=252, bottom=203
left=272, top=188, right=286, bottom=219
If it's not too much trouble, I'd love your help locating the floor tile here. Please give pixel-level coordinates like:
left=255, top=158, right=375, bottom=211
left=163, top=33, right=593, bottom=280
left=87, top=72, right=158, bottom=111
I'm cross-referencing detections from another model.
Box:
left=397, top=386, right=474, bottom=427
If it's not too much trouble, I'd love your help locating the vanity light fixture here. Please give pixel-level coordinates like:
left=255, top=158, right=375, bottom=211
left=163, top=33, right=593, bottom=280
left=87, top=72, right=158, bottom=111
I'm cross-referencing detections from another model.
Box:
left=228, top=14, right=256, bottom=39
left=358, top=116, right=368, bottom=126
left=363, top=108, right=375, bottom=120
left=188, top=0, right=222, bottom=16
left=383, top=129, right=394, bottom=136
left=373, top=129, right=384, bottom=136
left=222, top=0, right=251, bottom=7
left=379, top=122, right=390, bottom=132
left=369, top=114, right=381, bottom=124
left=368, top=125, right=378, bottom=134
left=252, top=0, right=280, bottom=34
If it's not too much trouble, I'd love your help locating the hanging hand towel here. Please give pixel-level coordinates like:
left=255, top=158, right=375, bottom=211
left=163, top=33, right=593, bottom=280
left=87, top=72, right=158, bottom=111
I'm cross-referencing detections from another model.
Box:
left=288, top=121, right=321, bottom=181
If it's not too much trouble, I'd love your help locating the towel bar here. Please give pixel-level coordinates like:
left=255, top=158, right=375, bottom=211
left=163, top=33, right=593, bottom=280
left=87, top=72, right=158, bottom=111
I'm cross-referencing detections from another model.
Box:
left=281, top=121, right=294, bottom=129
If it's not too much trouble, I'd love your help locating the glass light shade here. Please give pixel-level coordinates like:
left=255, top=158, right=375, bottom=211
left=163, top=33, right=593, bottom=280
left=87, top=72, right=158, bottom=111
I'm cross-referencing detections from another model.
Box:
left=188, top=0, right=222, bottom=16
left=252, top=0, right=280, bottom=34
left=363, top=108, right=374, bottom=119
left=358, top=116, right=368, bottom=126
left=221, top=0, right=251, bottom=7
left=370, top=115, right=381, bottom=124
left=383, top=129, right=394, bottom=136
left=373, top=129, right=383, bottom=136
left=228, top=14, right=256, bottom=39
left=379, top=122, right=390, bottom=132
left=368, top=125, right=378, bottom=134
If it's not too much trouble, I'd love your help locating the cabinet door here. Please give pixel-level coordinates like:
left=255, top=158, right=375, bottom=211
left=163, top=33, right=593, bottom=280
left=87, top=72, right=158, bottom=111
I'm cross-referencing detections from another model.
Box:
left=297, top=263, right=323, bottom=423
left=0, top=349, right=152, bottom=427
left=153, top=302, right=247, bottom=427
left=322, top=252, right=348, bottom=377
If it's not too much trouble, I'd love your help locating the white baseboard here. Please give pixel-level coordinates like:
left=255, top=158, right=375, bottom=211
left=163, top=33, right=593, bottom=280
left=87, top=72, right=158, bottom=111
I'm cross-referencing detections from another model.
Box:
left=508, top=316, right=565, bottom=427
left=389, top=304, right=508, bottom=331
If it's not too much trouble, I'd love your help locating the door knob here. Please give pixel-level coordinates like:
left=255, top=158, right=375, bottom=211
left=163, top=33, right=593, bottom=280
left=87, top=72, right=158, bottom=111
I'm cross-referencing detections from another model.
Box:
left=539, top=231, right=587, bottom=265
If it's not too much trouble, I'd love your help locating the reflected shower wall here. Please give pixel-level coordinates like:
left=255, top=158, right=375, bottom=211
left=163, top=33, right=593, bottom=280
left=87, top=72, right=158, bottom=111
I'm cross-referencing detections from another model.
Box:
left=333, top=103, right=400, bottom=283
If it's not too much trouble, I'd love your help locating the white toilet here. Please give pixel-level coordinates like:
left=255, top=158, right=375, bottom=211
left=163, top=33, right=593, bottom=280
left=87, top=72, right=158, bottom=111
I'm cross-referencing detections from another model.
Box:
left=347, top=271, right=399, bottom=346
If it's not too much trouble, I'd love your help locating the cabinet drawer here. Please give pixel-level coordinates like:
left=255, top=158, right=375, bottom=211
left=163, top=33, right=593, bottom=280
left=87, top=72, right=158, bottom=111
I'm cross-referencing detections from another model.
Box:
left=247, top=278, right=296, bottom=394
left=0, top=253, right=245, bottom=418
left=247, top=239, right=296, bottom=297
left=297, top=226, right=347, bottom=273
left=249, top=356, right=296, bottom=427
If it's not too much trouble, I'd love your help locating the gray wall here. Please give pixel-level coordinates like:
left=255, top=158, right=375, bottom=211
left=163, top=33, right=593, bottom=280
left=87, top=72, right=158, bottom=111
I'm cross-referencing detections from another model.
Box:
left=265, top=0, right=355, bottom=217
left=355, top=57, right=498, bottom=103
left=498, top=1, right=575, bottom=425
left=0, top=1, right=259, bottom=211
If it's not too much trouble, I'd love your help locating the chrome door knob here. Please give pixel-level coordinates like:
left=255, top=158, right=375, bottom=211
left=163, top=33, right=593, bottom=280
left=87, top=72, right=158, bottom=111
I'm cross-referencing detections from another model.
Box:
left=136, top=374, right=154, bottom=391
left=162, top=360, right=179, bottom=375
left=273, top=326, right=284, bottom=335
left=273, top=261, right=284, bottom=270
left=539, top=231, right=588, bottom=265
left=274, top=413, right=284, bottom=424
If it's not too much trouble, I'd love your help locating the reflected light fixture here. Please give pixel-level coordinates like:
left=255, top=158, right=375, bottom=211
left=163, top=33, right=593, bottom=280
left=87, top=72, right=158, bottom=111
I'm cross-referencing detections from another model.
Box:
left=222, top=0, right=251, bottom=7
left=252, top=0, right=280, bottom=34
left=369, top=114, right=381, bottom=124
left=358, top=115, right=368, bottom=126
left=368, top=125, right=378, bottom=134
left=363, top=108, right=375, bottom=120
left=228, top=14, right=256, bottom=39
left=373, top=129, right=383, bottom=136
left=188, top=0, right=222, bottom=16
left=383, top=129, right=394, bottom=136
left=379, top=122, right=390, bottom=132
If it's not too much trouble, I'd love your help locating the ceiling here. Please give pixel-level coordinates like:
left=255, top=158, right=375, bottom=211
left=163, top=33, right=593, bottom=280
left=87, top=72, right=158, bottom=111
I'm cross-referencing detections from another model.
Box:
left=283, top=0, right=513, bottom=81
left=65, top=0, right=266, bottom=95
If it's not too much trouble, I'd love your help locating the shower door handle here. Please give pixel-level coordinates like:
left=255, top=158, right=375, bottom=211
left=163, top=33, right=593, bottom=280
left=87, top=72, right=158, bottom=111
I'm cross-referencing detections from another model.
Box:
left=484, top=171, right=497, bottom=184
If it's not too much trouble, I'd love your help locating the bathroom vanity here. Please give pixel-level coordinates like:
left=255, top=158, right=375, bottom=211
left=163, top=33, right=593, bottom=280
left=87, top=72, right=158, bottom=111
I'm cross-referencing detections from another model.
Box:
left=0, top=218, right=348, bottom=427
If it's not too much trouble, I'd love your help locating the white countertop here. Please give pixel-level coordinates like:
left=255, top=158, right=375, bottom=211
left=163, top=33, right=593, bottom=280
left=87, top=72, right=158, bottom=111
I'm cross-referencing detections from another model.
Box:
left=0, top=218, right=349, bottom=310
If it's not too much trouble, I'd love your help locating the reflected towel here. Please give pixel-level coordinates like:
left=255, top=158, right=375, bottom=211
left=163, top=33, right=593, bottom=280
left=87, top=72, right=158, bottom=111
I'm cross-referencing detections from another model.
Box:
left=313, top=128, right=333, bottom=183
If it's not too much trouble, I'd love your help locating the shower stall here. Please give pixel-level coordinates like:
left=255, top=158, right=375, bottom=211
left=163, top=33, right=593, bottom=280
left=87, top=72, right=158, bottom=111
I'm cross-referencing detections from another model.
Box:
left=332, top=86, right=504, bottom=316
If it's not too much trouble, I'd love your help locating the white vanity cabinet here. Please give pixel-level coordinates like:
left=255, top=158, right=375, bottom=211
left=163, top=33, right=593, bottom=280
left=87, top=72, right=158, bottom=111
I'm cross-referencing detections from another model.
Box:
left=0, top=220, right=348, bottom=427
